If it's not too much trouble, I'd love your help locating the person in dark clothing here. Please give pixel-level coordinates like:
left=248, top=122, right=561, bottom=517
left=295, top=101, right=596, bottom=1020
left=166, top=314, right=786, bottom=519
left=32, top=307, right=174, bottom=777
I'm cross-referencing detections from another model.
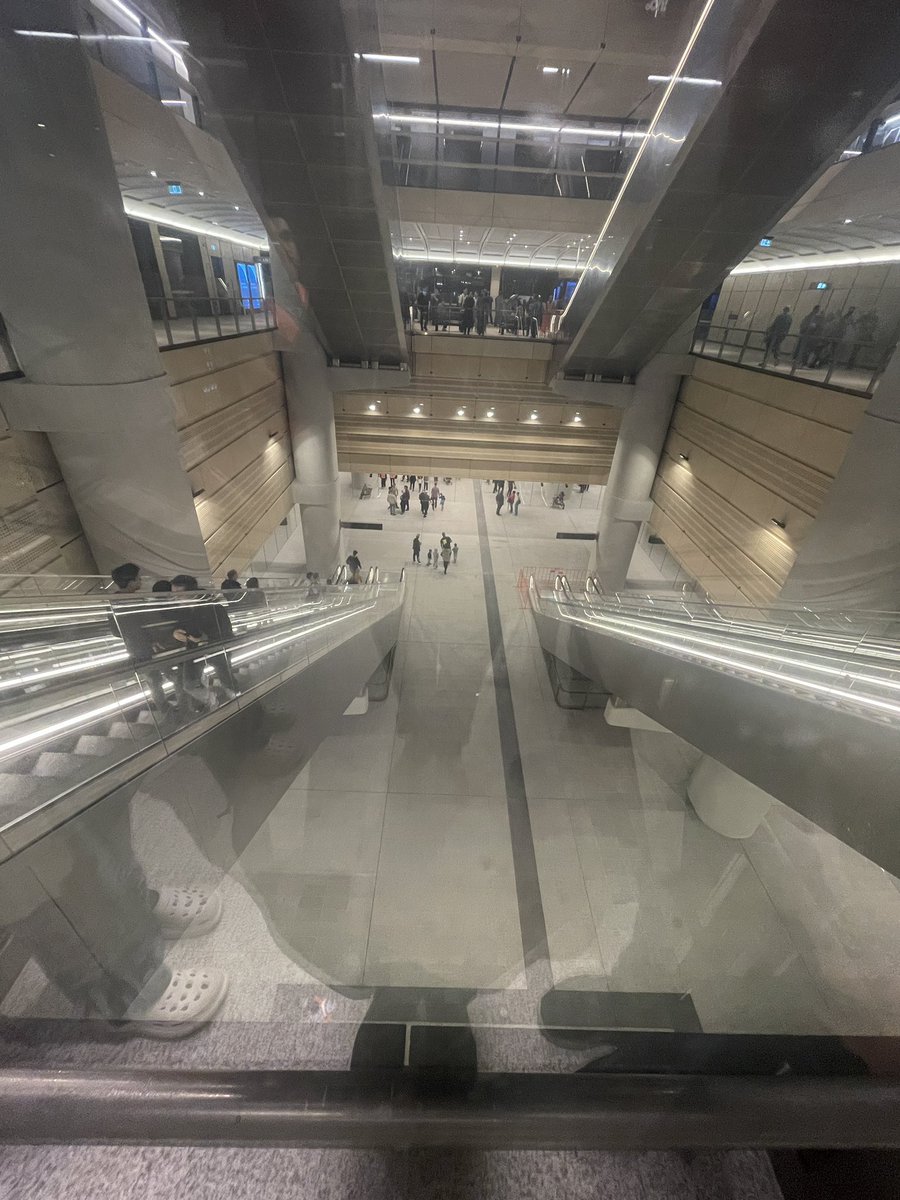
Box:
left=151, top=580, right=172, bottom=593
left=527, top=295, right=544, bottom=338
left=419, top=488, right=430, bottom=516
left=440, top=544, right=452, bottom=574
left=793, top=305, right=823, bottom=367
left=170, top=574, right=236, bottom=704
left=430, top=483, right=439, bottom=510
left=760, top=307, right=792, bottom=367
left=400, top=486, right=410, bottom=513
left=242, top=577, right=268, bottom=609
left=495, top=489, right=505, bottom=516
left=221, top=569, right=241, bottom=590
left=475, top=290, right=491, bottom=336
left=416, top=287, right=430, bottom=331
left=460, top=291, right=475, bottom=336
left=412, top=535, right=421, bottom=564
left=111, top=562, right=141, bottom=593
left=345, top=551, right=362, bottom=583
left=399, top=290, right=411, bottom=330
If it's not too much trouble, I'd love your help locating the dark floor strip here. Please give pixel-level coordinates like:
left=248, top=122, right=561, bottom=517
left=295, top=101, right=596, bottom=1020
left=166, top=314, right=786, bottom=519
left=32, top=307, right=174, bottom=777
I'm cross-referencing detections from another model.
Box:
left=474, top=485, right=550, bottom=971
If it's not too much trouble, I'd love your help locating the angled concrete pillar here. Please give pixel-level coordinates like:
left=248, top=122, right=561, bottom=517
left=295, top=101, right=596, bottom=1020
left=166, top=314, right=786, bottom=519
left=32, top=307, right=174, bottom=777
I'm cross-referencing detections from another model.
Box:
left=0, top=2, right=208, bottom=578
left=271, top=254, right=342, bottom=577
left=594, top=356, right=684, bottom=590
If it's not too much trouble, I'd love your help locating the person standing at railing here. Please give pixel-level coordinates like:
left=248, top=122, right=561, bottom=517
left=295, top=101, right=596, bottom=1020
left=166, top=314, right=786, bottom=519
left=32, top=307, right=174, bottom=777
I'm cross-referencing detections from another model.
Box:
left=759, top=306, right=792, bottom=367
left=792, top=305, right=823, bottom=367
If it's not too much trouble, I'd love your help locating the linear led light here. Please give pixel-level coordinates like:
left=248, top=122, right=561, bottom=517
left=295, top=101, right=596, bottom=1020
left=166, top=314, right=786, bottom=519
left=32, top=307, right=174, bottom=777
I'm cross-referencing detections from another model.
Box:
left=648, top=73, right=722, bottom=86
left=101, top=0, right=189, bottom=67
left=123, top=199, right=268, bottom=250
left=394, top=250, right=587, bottom=270
left=570, top=608, right=900, bottom=719
left=356, top=52, right=420, bottom=63
left=562, top=0, right=720, bottom=321
left=731, top=247, right=900, bottom=276
left=374, top=112, right=647, bottom=139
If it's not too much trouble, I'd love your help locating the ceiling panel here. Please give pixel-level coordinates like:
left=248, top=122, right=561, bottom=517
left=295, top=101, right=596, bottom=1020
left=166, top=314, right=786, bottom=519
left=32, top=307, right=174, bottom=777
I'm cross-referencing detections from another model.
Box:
left=503, top=61, right=584, bottom=115
left=376, top=0, right=522, bottom=46
left=435, top=51, right=513, bottom=109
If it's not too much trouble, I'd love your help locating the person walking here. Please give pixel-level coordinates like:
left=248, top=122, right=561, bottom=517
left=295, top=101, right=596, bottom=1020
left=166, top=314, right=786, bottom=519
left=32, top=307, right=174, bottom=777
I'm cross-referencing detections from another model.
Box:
left=527, top=294, right=544, bottom=338
left=452, top=542, right=459, bottom=563
left=760, top=306, right=792, bottom=367
left=495, top=488, right=505, bottom=516
left=439, top=491, right=446, bottom=510
left=430, top=483, right=439, bottom=510
left=419, top=488, right=430, bottom=517
left=433, top=546, right=440, bottom=569
left=440, top=543, right=452, bottom=574
left=426, top=549, right=432, bottom=567
left=346, top=550, right=362, bottom=584
left=400, top=486, right=410, bottom=514
left=507, top=486, right=515, bottom=513
left=387, top=484, right=399, bottom=515
left=514, top=491, right=522, bottom=516
left=412, top=535, right=421, bottom=564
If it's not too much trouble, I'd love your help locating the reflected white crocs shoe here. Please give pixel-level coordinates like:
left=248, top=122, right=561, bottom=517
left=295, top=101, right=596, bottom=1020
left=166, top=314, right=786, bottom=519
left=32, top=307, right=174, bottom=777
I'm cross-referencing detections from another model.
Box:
left=125, top=968, right=228, bottom=1040
left=153, top=887, right=223, bottom=939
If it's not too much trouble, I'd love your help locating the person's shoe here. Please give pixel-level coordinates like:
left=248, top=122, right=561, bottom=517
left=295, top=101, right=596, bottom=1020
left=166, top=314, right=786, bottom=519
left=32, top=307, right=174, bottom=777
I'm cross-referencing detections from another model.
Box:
left=153, top=887, right=223, bottom=939
left=123, top=968, right=228, bottom=1039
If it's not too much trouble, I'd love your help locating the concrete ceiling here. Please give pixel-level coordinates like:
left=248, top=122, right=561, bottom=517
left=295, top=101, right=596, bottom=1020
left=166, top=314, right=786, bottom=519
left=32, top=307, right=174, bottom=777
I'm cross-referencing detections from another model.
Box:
left=373, top=0, right=709, bottom=121
left=393, top=222, right=596, bottom=270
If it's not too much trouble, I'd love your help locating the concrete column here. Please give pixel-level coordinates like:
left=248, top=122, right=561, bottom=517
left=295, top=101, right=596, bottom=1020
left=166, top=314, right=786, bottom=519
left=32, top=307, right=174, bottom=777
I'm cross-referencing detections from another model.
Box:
left=779, top=352, right=900, bottom=609
left=687, top=755, right=774, bottom=839
left=594, top=356, right=683, bottom=590
left=0, top=2, right=208, bottom=578
left=271, top=254, right=342, bottom=577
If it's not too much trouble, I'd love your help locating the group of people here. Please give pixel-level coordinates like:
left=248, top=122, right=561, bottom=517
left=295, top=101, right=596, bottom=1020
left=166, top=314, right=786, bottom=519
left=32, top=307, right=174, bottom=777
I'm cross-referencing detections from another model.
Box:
left=109, top=561, right=240, bottom=716
left=492, top=479, right=522, bottom=516
left=412, top=532, right=458, bottom=574
left=761, top=304, right=879, bottom=370
left=400, top=287, right=547, bottom=338
left=375, top=473, right=451, bottom=518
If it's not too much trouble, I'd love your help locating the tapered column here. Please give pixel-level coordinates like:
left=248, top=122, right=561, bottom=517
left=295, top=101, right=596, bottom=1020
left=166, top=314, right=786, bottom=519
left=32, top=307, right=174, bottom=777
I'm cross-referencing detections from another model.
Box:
left=0, top=2, right=209, bottom=577
left=271, top=254, right=342, bottom=577
left=594, top=357, right=682, bottom=590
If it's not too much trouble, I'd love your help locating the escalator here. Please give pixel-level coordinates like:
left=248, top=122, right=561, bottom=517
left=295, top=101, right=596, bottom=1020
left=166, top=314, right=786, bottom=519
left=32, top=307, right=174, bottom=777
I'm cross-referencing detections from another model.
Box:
left=529, top=574, right=900, bottom=876
left=0, top=572, right=405, bottom=852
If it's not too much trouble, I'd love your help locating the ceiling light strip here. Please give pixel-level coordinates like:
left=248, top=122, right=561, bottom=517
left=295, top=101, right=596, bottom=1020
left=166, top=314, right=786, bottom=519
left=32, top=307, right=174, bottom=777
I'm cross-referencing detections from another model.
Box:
left=561, top=0, right=721, bottom=321
left=731, top=248, right=900, bottom=276
left=123, top=199, right=268, bottom=250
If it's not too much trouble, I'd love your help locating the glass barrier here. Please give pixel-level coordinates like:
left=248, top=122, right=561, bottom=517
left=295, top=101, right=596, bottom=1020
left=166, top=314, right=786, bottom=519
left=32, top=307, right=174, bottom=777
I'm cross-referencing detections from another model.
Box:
left=0, top=579, right=404, bottom=847
left=148, top=295, right=277, bottom=349
left=691, top=321, right=888, bottom=396
left=1, top=493, right=899, bottom=1142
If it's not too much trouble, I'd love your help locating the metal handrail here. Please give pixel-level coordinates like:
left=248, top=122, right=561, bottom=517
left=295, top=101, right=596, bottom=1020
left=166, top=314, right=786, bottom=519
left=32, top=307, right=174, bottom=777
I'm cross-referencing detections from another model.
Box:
left=691, top=321, right=888, bottom=395
left=1, top=1067, right=898, bottom=1149
left=148, top=294, right=276, bottom=348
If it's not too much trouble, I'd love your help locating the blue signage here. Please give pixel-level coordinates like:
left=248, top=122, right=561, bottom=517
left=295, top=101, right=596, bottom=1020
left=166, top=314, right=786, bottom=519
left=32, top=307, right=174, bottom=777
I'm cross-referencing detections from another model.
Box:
left=759, top=237, right=773, bottom=247
left=167, top=182, right=183, bottom=195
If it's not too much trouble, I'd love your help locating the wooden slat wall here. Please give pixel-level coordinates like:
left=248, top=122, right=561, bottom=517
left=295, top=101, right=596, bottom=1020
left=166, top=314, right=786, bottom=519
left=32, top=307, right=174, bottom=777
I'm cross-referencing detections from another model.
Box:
left=334, top=377, right=622, bottom=483
left=650, top=358, right=869, bottom=605
left=164, top=332, right=294, bottom=577
left=0, top=416, right=96, bottom=592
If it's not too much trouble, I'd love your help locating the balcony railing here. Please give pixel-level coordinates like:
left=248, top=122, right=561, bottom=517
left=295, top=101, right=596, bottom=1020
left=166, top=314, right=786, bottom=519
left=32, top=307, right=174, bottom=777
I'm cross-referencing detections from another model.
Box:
left=691, top=321, right=891, bottom=396
left=148, top=295, right=276, bottom=349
